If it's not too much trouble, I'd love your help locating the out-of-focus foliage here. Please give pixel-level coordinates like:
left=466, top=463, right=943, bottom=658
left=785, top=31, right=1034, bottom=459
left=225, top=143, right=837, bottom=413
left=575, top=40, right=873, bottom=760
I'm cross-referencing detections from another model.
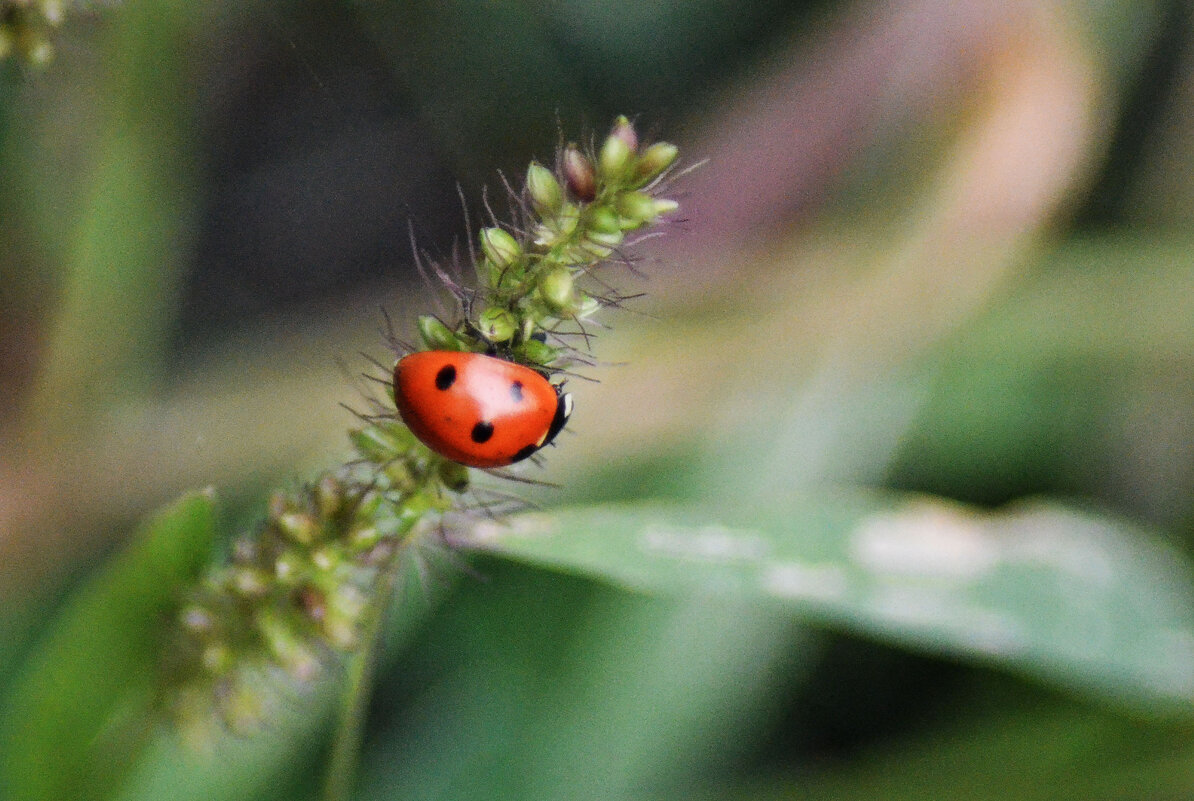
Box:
left=2, top=493, right=217, bottom=801
left=4, top=1, right=1194, bottom=800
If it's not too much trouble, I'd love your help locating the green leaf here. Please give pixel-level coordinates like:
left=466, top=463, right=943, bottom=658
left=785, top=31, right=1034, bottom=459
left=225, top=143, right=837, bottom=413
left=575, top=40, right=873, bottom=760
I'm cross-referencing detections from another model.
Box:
left=721, top=699, right=1194, bottom=801
left=888, top=236, right=1194, bottom=507
left=354, top=561, right=805, bottom=801
left=1, top=490, right=218, bottom=801
left=457, top=491, right=1194, bottom=713
left=112, top=683, right=338, bottom=801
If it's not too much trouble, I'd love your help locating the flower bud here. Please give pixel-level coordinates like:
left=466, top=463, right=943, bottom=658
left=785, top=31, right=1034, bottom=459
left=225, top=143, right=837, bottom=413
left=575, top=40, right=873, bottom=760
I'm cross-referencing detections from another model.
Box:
left=562, top=145, right=596, bottom=202
left=526, top=162, right=562, bottom=215
left=274, top=550, right=303, bottom=583
left=599, top=134, right=633, bottom=183
left=438, top=460, right=470, bottom=492
left=324, top=586, right=367, bottom=649
left=277, top=512, right=319, bottom=545
left=610, top=115, right=638, bottom=153
left=477, top=306, right=517, bottom=343
left=532, top=202, right=579, bottom=247
left=588, top=205, right=621, bottom=235
left=576, top=294, right=602, bottom=319
left=538, top=267, right=577, bottom=314
left=348, top=523, right=381, bottom=551
left=586, top=229, right=624, bottom=249
left=352, top=421, right=415, bottom=463
left=580, top=239, right=613, bottom=259
left=258, top=611, right=320, bottom=681
left=517, top=337, right=558, bottom=366
left=310, top=545, right=338, bottom=572
left=632, top=141, right=678, bottom=185
left=616, top=191, right=659, bottom=227
left=417, top=315, right=460, bottom=351
left=556, top=202, right=580, bottom=235
left=479, top=227, right=521, bottom=269
left=315, top=474, right=342, bottom=519
left=232, top=566, right=268, bottom=598
left=652, top=198, right=679, bottom=217
left=224, top=680, right=267, bottom=735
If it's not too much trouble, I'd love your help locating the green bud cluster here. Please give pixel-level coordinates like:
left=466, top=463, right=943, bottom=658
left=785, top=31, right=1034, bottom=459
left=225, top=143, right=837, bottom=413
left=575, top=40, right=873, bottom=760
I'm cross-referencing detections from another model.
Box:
left=161, top=117, right=680, bottom=744
left=0, top=0, right=67, bottom=68
left=163, top=421, right=454, bottom=741
left=423, top=115, right=680, bottom=368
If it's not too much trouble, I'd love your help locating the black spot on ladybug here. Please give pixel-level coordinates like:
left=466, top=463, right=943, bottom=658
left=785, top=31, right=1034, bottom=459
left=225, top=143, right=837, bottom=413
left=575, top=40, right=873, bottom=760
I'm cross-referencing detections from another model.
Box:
left=471, top=421, right=494, bottom=443
left=509, top=381, right=524, bottom=402
left=511, top=444, right=538, bottom=463
left=434, top=365, right=456, bottom=390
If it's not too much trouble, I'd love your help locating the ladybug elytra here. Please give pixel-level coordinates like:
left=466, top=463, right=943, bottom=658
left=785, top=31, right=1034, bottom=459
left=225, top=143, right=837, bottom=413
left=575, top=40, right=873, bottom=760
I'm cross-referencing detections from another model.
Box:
left=393, top=351, right=572, bottom=469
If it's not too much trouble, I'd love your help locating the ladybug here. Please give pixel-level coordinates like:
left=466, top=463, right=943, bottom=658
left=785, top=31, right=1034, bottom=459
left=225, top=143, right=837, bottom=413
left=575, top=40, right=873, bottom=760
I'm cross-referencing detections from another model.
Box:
left=393, top=350, right=572, bottom=468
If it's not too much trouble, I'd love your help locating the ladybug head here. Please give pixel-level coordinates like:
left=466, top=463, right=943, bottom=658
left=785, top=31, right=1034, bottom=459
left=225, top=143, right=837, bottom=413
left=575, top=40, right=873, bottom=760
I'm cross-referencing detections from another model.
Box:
left=543, top=390, right=573, bottom=449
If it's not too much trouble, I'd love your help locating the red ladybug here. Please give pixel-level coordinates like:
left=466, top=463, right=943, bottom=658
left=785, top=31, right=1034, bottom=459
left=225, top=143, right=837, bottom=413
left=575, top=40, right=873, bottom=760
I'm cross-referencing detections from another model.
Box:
left=393, top=351, right=572, bottom=468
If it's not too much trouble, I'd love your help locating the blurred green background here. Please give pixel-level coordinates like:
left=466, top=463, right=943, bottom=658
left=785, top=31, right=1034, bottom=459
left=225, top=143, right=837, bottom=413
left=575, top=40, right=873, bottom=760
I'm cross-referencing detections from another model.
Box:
left=5, top=0, right=1194, bottom=799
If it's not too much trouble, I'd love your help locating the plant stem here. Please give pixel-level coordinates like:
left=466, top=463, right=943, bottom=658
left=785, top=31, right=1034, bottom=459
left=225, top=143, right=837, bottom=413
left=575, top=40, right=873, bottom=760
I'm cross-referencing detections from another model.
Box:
left=322, top=544, right=407, bottom=801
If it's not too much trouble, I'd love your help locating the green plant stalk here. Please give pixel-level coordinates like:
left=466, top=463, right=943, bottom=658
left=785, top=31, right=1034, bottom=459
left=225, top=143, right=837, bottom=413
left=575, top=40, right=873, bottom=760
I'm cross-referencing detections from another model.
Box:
left=159, top=117, right=681, bottom=764
left=322, top=541, right=406, bottom=801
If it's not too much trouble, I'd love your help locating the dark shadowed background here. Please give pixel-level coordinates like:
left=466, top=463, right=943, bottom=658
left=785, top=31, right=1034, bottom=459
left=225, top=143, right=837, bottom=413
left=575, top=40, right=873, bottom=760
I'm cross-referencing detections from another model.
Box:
left=5, top=1, right=1194, bottom=799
